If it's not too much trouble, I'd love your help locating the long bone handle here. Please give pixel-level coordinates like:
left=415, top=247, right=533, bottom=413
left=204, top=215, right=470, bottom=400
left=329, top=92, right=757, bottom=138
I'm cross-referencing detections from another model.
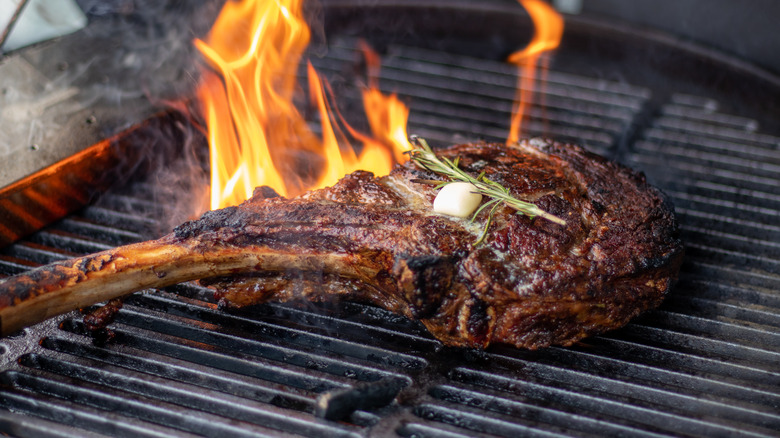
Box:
left=0, top=236, right=348, bottom=336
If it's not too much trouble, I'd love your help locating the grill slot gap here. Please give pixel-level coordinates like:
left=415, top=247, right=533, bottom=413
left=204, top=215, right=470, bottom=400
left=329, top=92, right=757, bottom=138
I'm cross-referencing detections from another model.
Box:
left=0, top=242, right=74, bottom=265
left=309, top=37, right=650, bottom=153
left=233, top=301, right=441, bottom=351
left=39, top=336, right=315, bottom=412
left=661, top=293, right=780, bottom=330
left=0, top=387, right=200, bottom=438
left=78, top=206, right=158, bottom=237
left=52, top=218, right=145, bottom=247
left=120, top=292, right=429, bottom=371
left=674, top=278, right=780, bottom=311
left=64, top=304, right=413, bottom=386
left=59, top=318, right=356, bottom=393
left=429, top=384, right=664, bottom=437
left=605, top=323, right=780, bottom=373
left=413, top=402, right=580, bottom=438
left=2, top=368, right=340, bottom=438
left=447, top=367, right=779, bottom=437
left=638, top=308, right=780, bottom=351
left=25, top=230, right=115, bottom=254
left=487, top=343, right=780, bottom=413
left=0, top=410, right=112, bottom=438
left=583, top=336, right=780, bottom=394
left=16, top=352, right=362, bottom=437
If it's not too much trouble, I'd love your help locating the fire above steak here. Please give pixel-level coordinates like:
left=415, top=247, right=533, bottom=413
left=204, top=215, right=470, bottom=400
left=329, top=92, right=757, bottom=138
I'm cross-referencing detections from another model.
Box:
left=0, top=139, right=683, bottom=349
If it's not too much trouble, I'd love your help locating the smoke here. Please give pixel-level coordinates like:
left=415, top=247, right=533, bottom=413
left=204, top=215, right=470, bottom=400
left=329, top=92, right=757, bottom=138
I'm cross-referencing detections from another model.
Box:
left=71, top=0, right=221, bottom=104
left=142, top=115, right=211, bottom=235
left=47, top=1, right=226, bottom=235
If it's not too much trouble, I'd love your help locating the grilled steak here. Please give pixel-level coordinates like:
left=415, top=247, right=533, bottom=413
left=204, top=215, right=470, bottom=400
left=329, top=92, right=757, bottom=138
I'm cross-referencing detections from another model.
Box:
left=0, top=139, right=683, bottom=349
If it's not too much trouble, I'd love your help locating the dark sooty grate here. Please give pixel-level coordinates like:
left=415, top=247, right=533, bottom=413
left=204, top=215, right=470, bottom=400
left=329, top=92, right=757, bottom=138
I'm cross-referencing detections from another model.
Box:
left=1, top=34, right=779, bottom=438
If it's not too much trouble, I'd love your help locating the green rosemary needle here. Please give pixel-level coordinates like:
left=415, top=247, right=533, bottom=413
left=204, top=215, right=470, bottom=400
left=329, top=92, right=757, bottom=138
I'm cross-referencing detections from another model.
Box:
left=407, top=137, right=566, bottom=241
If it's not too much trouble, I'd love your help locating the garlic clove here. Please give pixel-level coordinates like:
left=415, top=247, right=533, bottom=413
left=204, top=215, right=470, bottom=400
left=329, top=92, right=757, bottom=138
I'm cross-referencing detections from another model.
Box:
left=433, top=182, right=483, bottom=218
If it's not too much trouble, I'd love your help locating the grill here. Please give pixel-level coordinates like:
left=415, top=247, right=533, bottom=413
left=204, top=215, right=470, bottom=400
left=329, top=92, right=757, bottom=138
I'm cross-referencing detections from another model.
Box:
left=1, top=1, right=779, bottom=437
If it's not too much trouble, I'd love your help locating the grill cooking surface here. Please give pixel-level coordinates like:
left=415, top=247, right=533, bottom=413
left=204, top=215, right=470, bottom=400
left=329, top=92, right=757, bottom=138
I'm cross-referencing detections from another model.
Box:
left=1, top=25, right=779, bottom=438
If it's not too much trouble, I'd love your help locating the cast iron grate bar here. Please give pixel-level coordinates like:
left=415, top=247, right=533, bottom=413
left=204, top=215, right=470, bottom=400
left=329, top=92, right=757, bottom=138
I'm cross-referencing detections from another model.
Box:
left=607, top=324, right=780, bottom=372
left=661, top=293, right=780, bottom=329
left=565, top=337, right=780, bottom=394
left=440, top=369, right=778, bottom=437
left=59, top=319, right=357, bottom=394
left=0, top=409, right=114, bottom=438
left=481, top=345, right=780, bottom=411
left=495, top=347, right=780, bottom=413
left=644, top=127, right=779, bottom=159
left=304, top=37, right=650, bottom=155
left=635, top=141, right=780, bottom=181
left=59, top=315, right=401, bottom=389
left=426, top=385, right=680, bottom=437
left=108, top=300, right=427, bottom=373
left=2, top=370, right=354, bottom=438
left=14, top=353, right=363, bottom=437
left=510, top=345, right=780, bottom=411
left=683, top=245, right=780, bottom=278
left=397, top=422, right=487, bottom=438
left=123, top=291, right=437, bottom=359
left=414, top=402, right=576, bottom=438
left=0, top=242, right=74, bottom=265
left=38, top=336, right=317, bottom=411
left=686, top=253, right=780, bottom=285
left=0, top=390, right=204, bottom=438
left=26, top=229, right=115, bottom=254
left=638, top=309, right=780, bottom=350
left=630, top=150, right=779, bottom=191
left=672, top=277, right=780, bottom=310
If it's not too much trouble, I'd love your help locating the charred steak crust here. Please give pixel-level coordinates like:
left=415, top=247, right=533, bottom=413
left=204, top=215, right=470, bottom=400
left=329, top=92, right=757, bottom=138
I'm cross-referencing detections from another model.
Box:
left=185, top=139, right=683, bottom=350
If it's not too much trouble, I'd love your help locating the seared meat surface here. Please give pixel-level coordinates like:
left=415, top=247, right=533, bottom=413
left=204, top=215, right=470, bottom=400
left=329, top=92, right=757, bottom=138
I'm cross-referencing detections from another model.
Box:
left=0, top=139, right=683, bottom=349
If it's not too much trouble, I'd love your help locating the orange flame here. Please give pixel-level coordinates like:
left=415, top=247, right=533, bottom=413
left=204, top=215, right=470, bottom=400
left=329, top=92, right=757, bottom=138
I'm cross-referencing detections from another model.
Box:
left=195, top=0, right=410, bottom=210
left=195, top=0, right=561, bottom=211
left=357, top=41, right=412, bottom=164
left=506, top=0, right=564, bottom=144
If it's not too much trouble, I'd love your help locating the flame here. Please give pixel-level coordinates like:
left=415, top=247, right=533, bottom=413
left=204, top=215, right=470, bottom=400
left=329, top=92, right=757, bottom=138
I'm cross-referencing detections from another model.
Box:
left=506, top=0, right=564, bottom=144
left=357, top=41, right=412, bottom=164
left=195, top=0, right=561, bottom=211
left=195, top=0, right=410, bottom=210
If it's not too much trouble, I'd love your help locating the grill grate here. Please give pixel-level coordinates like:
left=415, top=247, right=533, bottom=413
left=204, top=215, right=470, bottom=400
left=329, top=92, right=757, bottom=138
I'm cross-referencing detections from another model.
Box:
left=1, top=33, right=779, bottom=438
left=309, top=39, right=650, bottom=156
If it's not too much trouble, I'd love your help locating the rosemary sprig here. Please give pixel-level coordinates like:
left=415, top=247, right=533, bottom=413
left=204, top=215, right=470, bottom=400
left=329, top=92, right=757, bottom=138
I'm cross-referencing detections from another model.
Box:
left=407, top=136, right=566, bottom=242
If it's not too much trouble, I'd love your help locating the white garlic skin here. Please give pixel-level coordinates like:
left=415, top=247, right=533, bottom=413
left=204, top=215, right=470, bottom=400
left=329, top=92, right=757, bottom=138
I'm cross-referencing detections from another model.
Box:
left=433, top=182, right=483, bottom=218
